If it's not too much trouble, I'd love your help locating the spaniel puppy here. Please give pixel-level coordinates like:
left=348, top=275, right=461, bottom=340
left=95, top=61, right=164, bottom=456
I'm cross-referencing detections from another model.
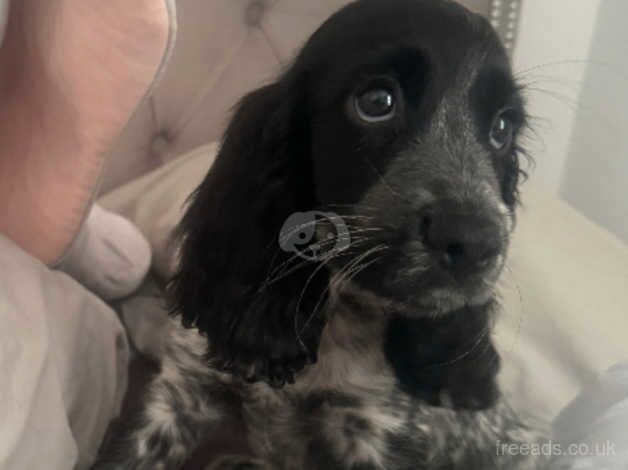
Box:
left=96, top=0, right=547, bottom=468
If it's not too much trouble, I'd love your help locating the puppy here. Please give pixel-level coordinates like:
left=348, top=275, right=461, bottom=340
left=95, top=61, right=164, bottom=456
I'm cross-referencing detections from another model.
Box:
left=95, top=0, right=547, bottom=468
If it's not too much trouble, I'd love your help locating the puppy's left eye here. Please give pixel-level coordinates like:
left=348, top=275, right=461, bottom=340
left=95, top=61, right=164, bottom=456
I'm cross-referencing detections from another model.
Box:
left=489, top=110, right=514, bottom=151
left=355, top=89, right=396, bottom=123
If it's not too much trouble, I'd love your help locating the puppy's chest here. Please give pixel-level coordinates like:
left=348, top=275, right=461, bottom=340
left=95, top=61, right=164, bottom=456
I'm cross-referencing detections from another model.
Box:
left=242, top=331, right=412, bottom=468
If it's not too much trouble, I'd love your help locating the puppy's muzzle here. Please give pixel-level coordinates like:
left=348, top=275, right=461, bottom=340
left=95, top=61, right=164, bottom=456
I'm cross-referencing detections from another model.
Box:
left=419, top=200, right=504, bottom=278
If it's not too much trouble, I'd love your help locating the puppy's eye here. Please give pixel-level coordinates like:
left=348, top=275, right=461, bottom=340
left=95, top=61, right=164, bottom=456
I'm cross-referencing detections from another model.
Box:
left=489, top=110, right=514, bottom=151
left=355, top=89, right=396, bottom=123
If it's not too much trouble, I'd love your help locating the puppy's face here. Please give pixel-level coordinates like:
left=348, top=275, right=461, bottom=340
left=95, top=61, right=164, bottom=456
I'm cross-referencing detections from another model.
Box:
left=173, top=0, right=528, bottom=383
left=297, top=0, right=526, bottom=316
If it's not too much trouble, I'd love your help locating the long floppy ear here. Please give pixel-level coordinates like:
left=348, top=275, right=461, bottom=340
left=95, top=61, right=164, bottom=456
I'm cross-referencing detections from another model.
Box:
left=169, top=75, right=330, bottom=386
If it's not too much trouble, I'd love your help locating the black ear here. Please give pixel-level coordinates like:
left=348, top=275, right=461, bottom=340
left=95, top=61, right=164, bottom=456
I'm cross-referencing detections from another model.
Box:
left=169, top=76, right=330, bottom=387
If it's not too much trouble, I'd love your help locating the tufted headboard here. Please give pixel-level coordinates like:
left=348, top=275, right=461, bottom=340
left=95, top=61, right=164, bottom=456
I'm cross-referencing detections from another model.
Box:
left=100, top=0, right=521, bottom=193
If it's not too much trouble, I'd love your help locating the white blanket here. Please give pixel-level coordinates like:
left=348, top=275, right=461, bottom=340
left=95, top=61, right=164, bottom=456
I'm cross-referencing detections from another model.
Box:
left=0, top=235, right=129, bottom=470
left=552, top=362, right=628, bottom=468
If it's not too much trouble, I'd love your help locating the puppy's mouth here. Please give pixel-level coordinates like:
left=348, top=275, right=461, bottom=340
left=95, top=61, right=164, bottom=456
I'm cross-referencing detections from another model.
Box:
left=350, top=247, right=506, bottom=317
left=410, top=279, right=497, bottom=316
left=417, top=248, right=506, bottom=310
left=320, top=199, right=511, bottom=317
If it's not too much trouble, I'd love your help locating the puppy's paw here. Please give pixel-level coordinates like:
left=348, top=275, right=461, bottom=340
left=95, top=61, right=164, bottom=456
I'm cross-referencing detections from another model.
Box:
left=385, top=309, right=502, bottom=411
left=445, top=377, right=500, bottom=410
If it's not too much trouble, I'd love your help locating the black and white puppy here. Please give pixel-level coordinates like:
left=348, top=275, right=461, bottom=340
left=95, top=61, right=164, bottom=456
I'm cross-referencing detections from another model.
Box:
left=96, top=0, right=547, bottom=468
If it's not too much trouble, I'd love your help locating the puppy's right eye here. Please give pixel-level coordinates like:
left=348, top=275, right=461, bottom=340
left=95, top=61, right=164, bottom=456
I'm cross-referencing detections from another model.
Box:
left=355, top=89, right=396, bottom=123
left=489, top=110, right=515, bottom=151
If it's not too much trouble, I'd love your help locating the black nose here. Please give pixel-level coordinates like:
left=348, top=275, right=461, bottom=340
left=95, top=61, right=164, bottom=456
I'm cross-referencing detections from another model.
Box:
left=420, top=204, right=503, bottom=275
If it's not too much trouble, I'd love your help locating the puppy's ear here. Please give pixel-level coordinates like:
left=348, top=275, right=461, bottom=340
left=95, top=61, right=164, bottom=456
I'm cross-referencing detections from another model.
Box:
left=169, top=76, right=329, bottom=386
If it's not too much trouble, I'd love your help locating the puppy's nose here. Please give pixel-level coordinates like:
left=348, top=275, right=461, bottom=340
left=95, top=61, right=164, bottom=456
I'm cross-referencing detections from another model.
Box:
left=420, top=205, right=503, bottom=275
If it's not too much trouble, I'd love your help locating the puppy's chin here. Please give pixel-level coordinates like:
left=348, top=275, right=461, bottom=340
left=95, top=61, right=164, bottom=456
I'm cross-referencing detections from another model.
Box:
left=332, top=278, right=496, bottom=319
left=329, top=248, right=506, bottom=317
left=406, top=283, right=496, bottom=317
left=340, top=239, right=507, bottom=310
left=348, top=267, right=501, bottom=317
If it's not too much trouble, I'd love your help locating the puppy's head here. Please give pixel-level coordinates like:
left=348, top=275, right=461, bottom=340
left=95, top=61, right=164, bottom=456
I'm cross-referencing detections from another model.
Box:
left=171, top=0, right=526, bottom=382
left=301, top=0, right=526, bottom=316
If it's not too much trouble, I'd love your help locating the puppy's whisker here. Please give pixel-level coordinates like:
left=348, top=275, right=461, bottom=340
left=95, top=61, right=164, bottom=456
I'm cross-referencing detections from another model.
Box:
left=497, top=263, right=524, bottom=358
left=331, top=213, right=377, bottom=218
left=293, top=253, right=340, bottom=351
left=265, top=250, right=315, bottom=281
left=331, top=245, right=388, bottom=291
left=275, top=215, right=371, bottom=245
left=514, top=59, right=592, bottom=77
left=264, top=235, right=376, bottom=286
left=274, top=217, right=377, bottom=256
left=346, top=227, right=384, bottom=236
left=264, top=255, right=330, bottom=287
left=324, top=203, right=379, bottom=211
left=422, top=325, right=491, bottom=370
left=338, top=255, right=384, bottom=291
left=299, top=245, right=388, bottom=337
left=267, top=225, right=384, bottom=283
left=515, top=58, right=628, bottom=82
left=523, top=86, right=625, bottom=137
left=269, top=235, right=345, bottom=273
left=308, top=254, right=385, bottom=326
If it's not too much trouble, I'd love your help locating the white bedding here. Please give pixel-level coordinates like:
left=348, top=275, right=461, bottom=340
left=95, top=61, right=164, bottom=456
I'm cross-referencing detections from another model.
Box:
left=0, top=235, right=129, bottom=470
left=101, top=143, right=628, bottom=421
left=552, top=362, right=628, bottom=468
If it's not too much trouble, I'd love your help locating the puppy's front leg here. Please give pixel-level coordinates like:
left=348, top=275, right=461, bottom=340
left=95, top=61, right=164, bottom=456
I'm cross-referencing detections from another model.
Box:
left=94, top=322, right=238, bottom=470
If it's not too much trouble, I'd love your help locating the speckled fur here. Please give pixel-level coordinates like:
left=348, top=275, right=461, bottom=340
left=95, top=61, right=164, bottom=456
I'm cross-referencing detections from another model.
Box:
left=95, top=290, right=547, bottom=470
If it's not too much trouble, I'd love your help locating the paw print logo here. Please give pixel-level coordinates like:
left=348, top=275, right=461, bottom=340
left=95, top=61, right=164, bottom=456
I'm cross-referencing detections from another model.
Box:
left=279, top=212, right=350, bottom=261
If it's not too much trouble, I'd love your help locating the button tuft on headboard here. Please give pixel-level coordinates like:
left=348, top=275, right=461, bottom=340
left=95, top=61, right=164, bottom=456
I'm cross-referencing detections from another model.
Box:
left=245, top=0, right=266, bottom=27
left=151, top=131, right=173, bottom=161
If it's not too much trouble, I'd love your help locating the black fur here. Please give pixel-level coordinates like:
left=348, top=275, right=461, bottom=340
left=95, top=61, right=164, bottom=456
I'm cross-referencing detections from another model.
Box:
left=385, top=305, right=501, bottom=410
left=169, top=80, right=329, bottom=385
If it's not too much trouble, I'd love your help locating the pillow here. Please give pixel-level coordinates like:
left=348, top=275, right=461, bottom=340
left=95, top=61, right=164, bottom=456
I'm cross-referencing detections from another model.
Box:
left=0, top=0, right=175, bottom=265
left=100, top=143, right=219, bottom=278
left=100, top=143, right=628, bottom=420
left=58, top=204, right=152, bottom=301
